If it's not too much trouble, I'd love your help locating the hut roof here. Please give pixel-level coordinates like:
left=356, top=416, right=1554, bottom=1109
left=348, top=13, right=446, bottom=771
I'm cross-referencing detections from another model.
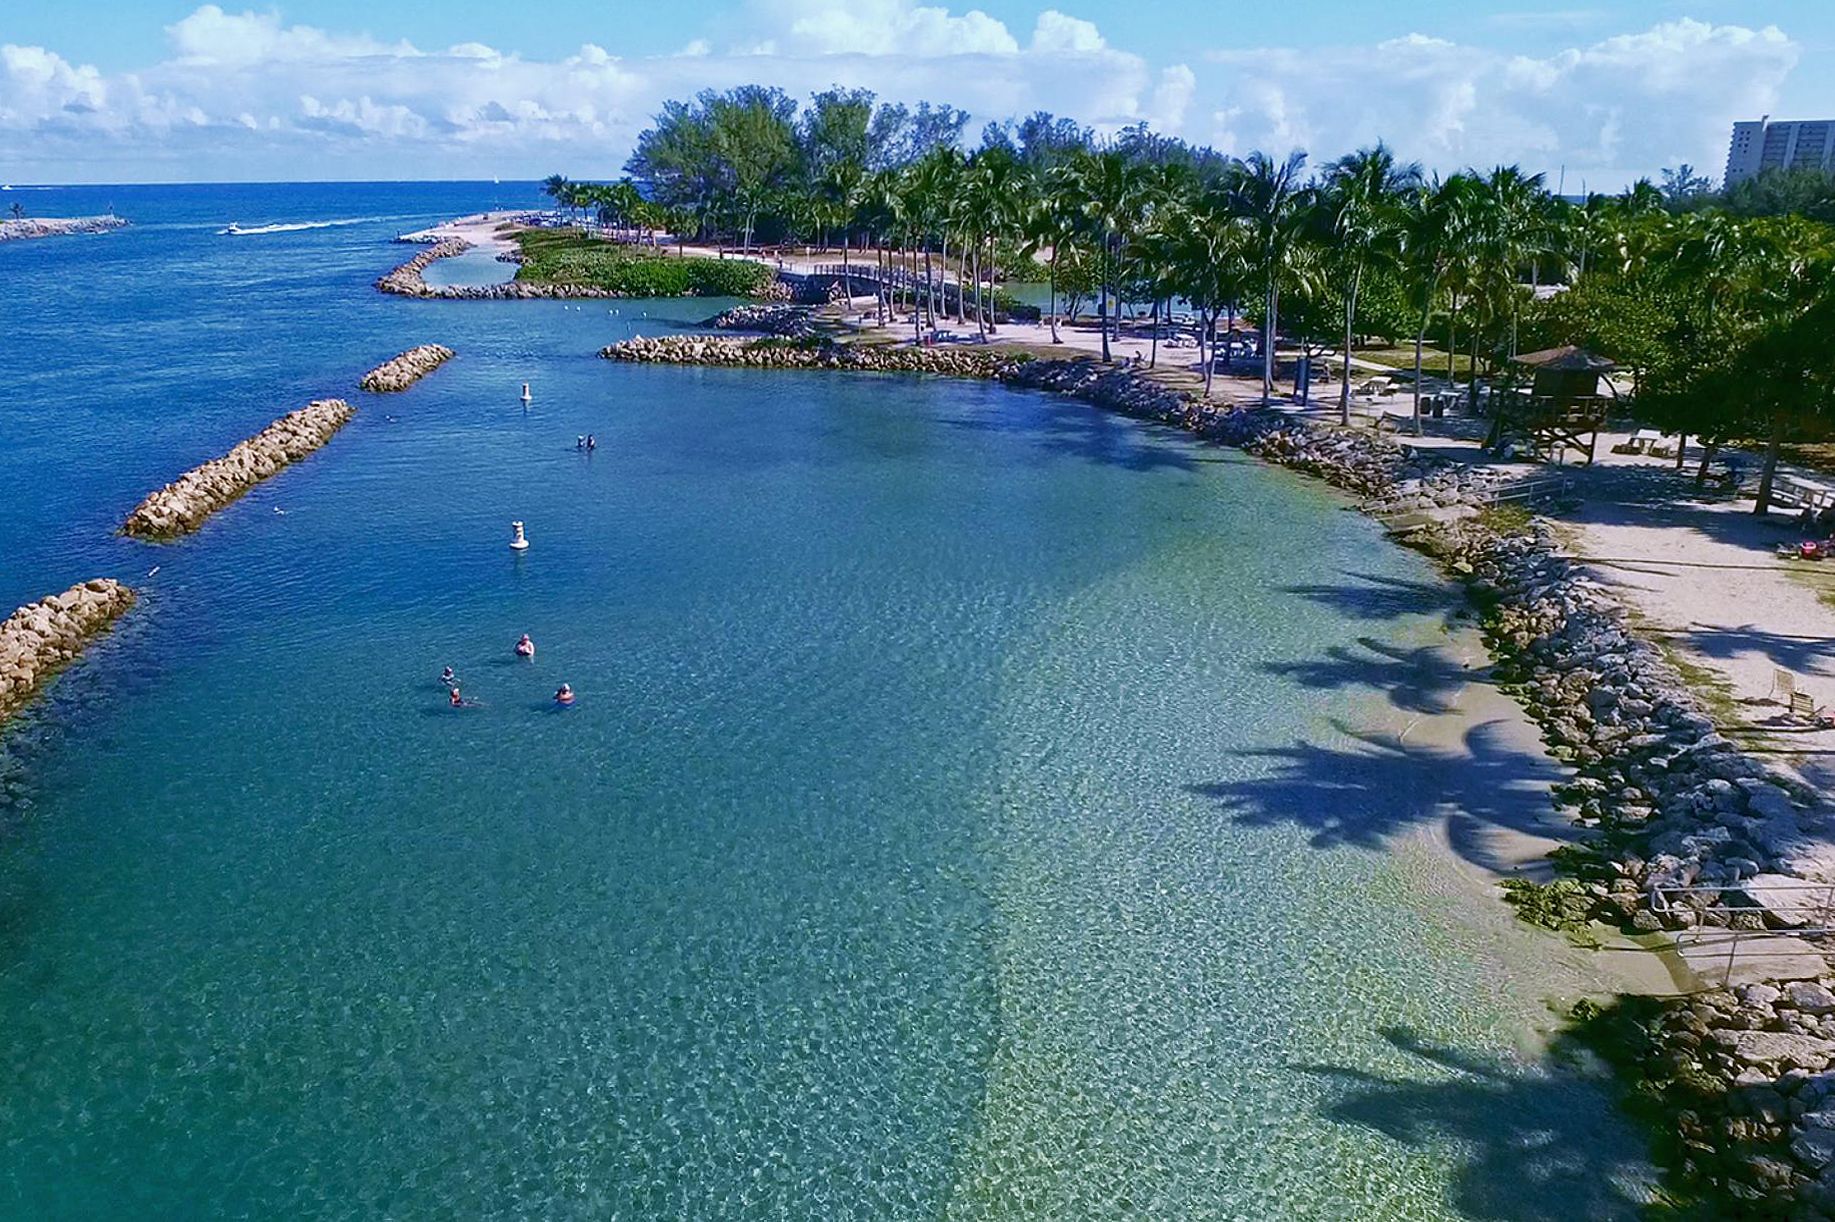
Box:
left=1512, top=344, right=1618, bottom=372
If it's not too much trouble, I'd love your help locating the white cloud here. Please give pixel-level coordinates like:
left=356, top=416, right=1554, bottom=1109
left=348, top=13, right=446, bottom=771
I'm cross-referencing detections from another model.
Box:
left=1203, top=19, right=1797, bottom=184
left=0, top=6, right=1810, bottom=185
left=1030, top=11, right=1104, bottom=54
left=737, top=0, right=1020, bottom=56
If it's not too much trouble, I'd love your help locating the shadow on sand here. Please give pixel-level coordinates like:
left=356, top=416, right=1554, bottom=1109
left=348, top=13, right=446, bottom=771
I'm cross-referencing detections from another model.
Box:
left=1300, top=1025, right=1653, bottom=1220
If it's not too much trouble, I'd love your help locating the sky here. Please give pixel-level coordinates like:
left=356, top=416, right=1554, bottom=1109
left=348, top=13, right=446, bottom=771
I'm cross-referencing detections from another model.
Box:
left=1, top=1, right=1830, bottom=186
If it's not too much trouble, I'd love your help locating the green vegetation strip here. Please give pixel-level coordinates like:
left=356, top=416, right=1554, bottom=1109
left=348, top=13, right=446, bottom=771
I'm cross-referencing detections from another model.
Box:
left=513, top=230, right=774, bottom=297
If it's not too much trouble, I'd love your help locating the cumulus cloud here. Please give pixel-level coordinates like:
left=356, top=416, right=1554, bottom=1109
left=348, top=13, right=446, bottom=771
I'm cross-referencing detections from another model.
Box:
left=0, top=5, right=1809, bottom=184
left=1203, top=18, right=1798, bottom=184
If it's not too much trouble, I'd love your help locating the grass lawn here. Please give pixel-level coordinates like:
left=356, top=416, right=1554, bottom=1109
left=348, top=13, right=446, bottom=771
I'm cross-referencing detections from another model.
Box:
left=1355, top=344, right=1479, bottom=378
left=513, top=229, right=774, bottom=297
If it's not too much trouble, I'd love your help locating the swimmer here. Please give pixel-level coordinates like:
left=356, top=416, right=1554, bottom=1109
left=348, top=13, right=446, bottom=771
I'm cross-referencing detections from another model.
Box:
left=449, top=686, right=469, bottom=708
left=585, top=434, right=597, bottom=452
left=514, top=633, right=536, bottom=659
left=554, top=683, right=575, bottom=706
left=576, top=435, right=587, bottom=450
left=441, top=666, right=456, bottom=686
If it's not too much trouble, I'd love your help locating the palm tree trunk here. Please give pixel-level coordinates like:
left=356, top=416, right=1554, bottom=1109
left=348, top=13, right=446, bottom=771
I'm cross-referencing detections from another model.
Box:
left=1695, top=442, right=1719, bottom=487
left=1341, top=267, right=1360, bottom=426
left=841, top=232, right=851, bottom=317
left=1047, top=252, right=1061, bottom=344
left=1149, top=300, right=1160, bottom=369
left=1201, top=307, right=1215, bottom=398
left=1413, top=310, right=1429, bottom=437
left=1262, top=284, right=1278, bottom=401
left=1755, top=421, right=1784, bottom=515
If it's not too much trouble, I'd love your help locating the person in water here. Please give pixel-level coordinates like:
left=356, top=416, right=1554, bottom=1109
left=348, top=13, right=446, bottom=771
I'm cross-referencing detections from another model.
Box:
left=554, top=683, right=574, bottom=706
left=585, top=434, right=597, bottom=452
left=515, top=633, right=536, bottom=659
left=449, top=686, right=473, bottom=708
left=576, top=435, right=586, bottom=450
left=441, top=666, right=456, bottom=687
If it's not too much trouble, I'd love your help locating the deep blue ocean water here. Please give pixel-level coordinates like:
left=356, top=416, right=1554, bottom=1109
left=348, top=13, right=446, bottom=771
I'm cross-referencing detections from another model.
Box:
left=0, top=183, right=1650, bottom=1216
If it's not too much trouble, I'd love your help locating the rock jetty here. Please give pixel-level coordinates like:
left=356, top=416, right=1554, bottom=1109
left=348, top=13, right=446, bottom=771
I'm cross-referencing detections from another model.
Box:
left=602, top=334, right=1022, bottom=378
left=122, top=399, right=355, bottom=540
left=359, top=344, right=454, bottom=392
left=375, top=239, right=630, bottom=300
left=0, top=580, right=137, bottom=727
left=705, top=303, right=817, bottom=337
left=0, top=215, right=129, bottom=243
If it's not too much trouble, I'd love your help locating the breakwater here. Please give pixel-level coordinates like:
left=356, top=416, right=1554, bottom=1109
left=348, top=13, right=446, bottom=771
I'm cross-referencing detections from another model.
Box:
left=0, top=215, right=129, bottom=243
left=376, top=239, right=660, bottom=300
left=0, top=580, right=137, bottom=728
left=705, top=303, right=818, bottom=337
left=359, top=344, right=454, bottom=392
left=602, top=334, right=1022, bottom=378
left=122, top=399, right=355, bottom=540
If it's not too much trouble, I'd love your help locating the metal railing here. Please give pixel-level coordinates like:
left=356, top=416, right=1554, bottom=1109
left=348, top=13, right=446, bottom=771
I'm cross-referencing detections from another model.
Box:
left=1650, top=881, right=1835, bottom=986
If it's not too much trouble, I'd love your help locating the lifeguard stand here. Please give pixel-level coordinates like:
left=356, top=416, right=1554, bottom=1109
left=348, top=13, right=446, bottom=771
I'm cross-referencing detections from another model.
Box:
left=1486, top=345, right=1616, bottom=463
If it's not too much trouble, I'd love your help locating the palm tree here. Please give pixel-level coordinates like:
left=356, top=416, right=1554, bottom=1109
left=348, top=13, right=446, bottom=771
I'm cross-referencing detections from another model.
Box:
left=1230, top=150, right=1318, bottom=401
left=1323, top=145, right=1420, bottom=423
left=1399, top=175, right=1476, bottom=434
left=821, top=162, right=866, bottom=305
left=1070, top=149, right=1150, bottom=362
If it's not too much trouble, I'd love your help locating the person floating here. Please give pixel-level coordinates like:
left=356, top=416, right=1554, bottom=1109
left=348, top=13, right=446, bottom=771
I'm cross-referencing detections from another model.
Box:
left=576, top=435, right=587, bottom=450
left=515, top=633, right=536, bottom=659
left=585, top=434, right=597, bottom=452
left=554, top=683, right=575, bottom=706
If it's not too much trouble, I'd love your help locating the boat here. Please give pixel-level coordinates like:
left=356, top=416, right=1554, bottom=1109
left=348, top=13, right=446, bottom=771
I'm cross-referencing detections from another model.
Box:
left=219, top=223, right=245, bottom=235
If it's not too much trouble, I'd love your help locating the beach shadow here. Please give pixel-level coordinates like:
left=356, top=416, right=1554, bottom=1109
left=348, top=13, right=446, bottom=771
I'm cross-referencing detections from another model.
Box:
left=1300, top=1026, right=1651, bottom=1220
left=1280, top=571, right=1463, bottom=623
left=1189, top=716, right=1570, bottom=874
left=1265, top=636, right=1474, bottom=717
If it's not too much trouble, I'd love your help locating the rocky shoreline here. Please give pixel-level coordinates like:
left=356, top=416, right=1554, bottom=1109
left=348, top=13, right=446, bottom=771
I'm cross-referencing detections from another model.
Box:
left=359, top=344, right=455, bottom=393
left=602, top=333, right=1022, bottom=378
left=594, top=332, right=1835, bottom=1211
left=0, top=580, right=137, bottom=729
left=0, top=215, right=129, bottom=243
left=704, top=303, right=818, bottom=337
left=122, top=399, right=355, bottom=540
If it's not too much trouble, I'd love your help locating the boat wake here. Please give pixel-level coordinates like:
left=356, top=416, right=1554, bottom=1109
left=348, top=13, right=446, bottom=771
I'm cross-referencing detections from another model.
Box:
left=218, top=218, right=376, bottom=236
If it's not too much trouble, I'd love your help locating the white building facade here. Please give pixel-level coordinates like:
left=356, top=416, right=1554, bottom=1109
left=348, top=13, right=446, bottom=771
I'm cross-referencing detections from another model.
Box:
left=1725, top=117, right=1835, bottom=185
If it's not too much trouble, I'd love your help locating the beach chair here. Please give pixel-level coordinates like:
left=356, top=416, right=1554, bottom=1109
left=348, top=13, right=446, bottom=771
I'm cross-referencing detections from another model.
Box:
left=1790, top=691, right=1820, bottom=722
left=1770, top=670, right=1798, bottom=706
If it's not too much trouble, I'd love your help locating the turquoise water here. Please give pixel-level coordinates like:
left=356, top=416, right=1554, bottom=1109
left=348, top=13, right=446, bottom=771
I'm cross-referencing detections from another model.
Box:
left=1, top=186, right=1649, bottom=1216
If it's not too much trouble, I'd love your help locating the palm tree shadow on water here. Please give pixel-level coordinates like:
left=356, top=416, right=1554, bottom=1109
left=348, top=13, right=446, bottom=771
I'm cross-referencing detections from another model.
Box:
left=1298, top=1025, right=1655, bottom=1220
left=1189, top=715, right=1572, bottom=877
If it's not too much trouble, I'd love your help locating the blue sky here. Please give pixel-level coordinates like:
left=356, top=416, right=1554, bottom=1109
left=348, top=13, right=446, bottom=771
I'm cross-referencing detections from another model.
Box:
left=2, top=2, right=1830, bottom=184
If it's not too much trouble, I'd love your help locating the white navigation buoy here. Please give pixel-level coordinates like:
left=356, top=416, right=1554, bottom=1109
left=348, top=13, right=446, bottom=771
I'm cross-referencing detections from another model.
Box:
left=510, top=520, right=530, bottom=551
left=520, top=382, right=532, bottom=404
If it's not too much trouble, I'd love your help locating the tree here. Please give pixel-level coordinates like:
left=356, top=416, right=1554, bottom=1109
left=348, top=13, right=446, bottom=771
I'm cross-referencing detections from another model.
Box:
left=1070, top=148, right=1151, bottom=362
left=1660, top=164, right=1714, bottom=209
left=1323, top=144, right=1419, bottom=422
left=1399, top=175, right=1475, bottom=433
left=1230, top=150, right=1319, bottom=400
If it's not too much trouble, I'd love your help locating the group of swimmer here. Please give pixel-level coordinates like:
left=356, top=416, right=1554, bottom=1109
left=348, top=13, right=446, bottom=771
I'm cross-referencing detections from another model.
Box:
left=575, top=434, right=597, bottom=452
left=444, top=633, right=574, bottom=709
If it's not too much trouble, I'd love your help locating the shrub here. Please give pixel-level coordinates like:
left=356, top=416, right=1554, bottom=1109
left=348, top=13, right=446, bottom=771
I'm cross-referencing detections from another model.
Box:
left=513, top=229, right=775, bottom=297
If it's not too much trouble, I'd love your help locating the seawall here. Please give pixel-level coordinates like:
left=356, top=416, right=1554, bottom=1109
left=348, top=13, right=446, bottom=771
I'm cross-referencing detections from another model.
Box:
left=0, top=216, right=129, bottom=243
left=359, top=344, right=454, bottom=393
left=0, top=580, right=137, bottom=729
left=122, top=399, right=355, bottom=540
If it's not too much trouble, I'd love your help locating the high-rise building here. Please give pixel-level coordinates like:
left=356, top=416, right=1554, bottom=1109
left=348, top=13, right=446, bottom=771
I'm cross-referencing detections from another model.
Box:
left=1725, top=117, right=1835, bottom=185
